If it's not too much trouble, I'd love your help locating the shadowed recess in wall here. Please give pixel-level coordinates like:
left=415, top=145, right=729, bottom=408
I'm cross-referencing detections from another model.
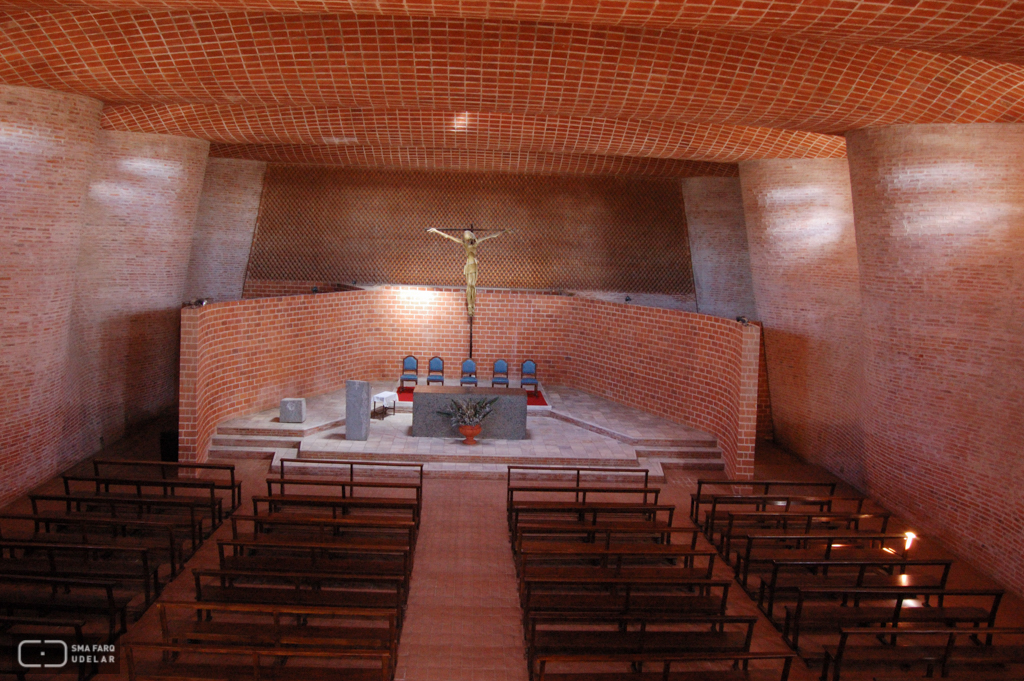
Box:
left=244, top=166, right=694, bottom=294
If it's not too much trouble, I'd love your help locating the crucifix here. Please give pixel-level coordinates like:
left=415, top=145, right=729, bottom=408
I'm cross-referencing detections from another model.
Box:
left=427, top=225, right=510, bottom=357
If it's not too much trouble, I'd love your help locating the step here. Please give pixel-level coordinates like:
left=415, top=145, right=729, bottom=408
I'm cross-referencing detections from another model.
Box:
left=630, top=437, right=719, bottom=448
left=216, top=418, right=345, bottom=438
left=210, top=435, right=302, bottom=449
left=659, top=458, right=726, bottom=471
left=634, top=446, right=723, bottom=460
left=208, top=445, right=280, bottom=460
left=296, top=449, right=642, bottom=469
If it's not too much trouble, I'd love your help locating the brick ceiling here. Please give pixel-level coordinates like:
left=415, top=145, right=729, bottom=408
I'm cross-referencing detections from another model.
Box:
left=2, top=2, right=1023, bottom=176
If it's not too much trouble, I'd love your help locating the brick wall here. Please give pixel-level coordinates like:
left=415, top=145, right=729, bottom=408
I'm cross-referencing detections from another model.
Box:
left=0, top=85, right=101, bottom=509
left=847, top=124, right=1024, bottom=598
left=752, top=321, right=775, bottom=441
left=245, top=166, right=695, bottom=295
left=69, top=131, right=209, bottom=458
left=682, top=177, right=758, bottom=320
left=185, top=158, right=266, bottom=302
left=179, top=288, right=758, bottom=478
left=179, top=291, right=378, bottom=464
left=740, top=159, right=866, bottom=484
left=568, top=300, right=760, bottom=479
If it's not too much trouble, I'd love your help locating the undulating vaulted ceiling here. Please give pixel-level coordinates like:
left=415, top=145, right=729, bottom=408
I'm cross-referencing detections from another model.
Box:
left=2, top=2, right=1023, bottom=176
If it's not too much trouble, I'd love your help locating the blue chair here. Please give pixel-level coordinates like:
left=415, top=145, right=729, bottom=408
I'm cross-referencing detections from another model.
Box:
left=460, top=359, right=478, bottom=386
left=427, top=356, right=445, bottom=385
left=520, top=359, right=538, bottom=394
left=400, top=355, right=418, bottom=388
left=491, top=359, right=509, bottom=388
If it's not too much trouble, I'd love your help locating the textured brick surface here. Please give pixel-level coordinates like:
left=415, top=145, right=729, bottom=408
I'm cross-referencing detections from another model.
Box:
left=69, top=131, right=209, bottom=460
left=179, top=288, right=758, bottom=478
left=682, top=177, right=757, bottom=320
left=105, top=106, right=845, bottom=162
left=184, top=158, right=266, bottom=302
left=0, top=85, right=101, bottom=510
left=5, top=1, right=1024, bottom=67
left=847, top=124, right=1024, bottom=600
left=210, top=145, right=735, bottom=178
left=246, top=167, right=695, bottom=294
left=2, top=12, right=1022, bottom=143
left=741, top=158, right=865, bottom=483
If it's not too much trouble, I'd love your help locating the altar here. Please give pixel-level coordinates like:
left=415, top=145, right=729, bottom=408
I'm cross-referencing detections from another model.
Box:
left=411, top=386, right=528, bottom=439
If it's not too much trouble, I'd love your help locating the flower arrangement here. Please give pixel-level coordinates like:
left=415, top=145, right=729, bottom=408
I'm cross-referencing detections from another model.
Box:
left=437, top=397, right=499, bottom=427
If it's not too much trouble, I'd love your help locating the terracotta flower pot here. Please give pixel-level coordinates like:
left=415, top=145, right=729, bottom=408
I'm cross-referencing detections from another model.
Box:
left=458, top=424, right=482, bottom=445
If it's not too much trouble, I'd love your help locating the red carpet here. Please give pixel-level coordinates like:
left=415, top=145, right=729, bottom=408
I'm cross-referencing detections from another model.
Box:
left=527, top=391, right=548, bottom=406
left=397, top=385, right=547, bottom=406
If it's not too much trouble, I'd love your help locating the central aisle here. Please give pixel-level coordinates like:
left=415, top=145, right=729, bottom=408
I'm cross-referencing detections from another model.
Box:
left=395, top=479, right=530, bottom=681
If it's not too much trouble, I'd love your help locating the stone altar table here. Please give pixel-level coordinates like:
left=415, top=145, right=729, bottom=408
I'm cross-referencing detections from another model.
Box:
left=412, top=386, right=528, bottom=439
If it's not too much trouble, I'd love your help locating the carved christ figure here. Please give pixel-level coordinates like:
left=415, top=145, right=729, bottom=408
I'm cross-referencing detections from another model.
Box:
left=427, top=228, right=507, bottom=317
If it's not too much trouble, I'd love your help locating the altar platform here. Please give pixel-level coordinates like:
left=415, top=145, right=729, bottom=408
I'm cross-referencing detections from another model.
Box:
left=210, top=382, right=724, bottom=479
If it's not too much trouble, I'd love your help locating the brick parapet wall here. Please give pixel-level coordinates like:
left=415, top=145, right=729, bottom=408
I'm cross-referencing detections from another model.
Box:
left=177, top=291, right=379, bottom=463
left=179, top=288, right=757, bottom=479
left=740, top=158, right=866, bottom=484
left=0, top=85, right=102, bottom=509
left=185, top=158, right=266, bottom=303
left=847, top=123, right=1024, bottom=599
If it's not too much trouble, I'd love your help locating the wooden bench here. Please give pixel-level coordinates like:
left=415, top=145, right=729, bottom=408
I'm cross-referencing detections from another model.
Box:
left=0, top=574, right=130, bottom=642
left=521, top=574, right=732, bottom=619
left=525, top=614, right=757, bottom=676
left=701, top=495, right=867, bottom=538
left=509, top=501, right=676, bottom=532
left=154, top=601, right=398, bottom=669
left=92, top=459, right=243, bottom=510
left=230, top=513, right=417, bottom=550
left=757, top=558, right=953, bottom=620
left=217, top=537, right=412, bottom=580
left=534, top=651, right=796, bottom=681
left=509, top=465, right=651, bottom=490
left=280, top=458, right=423, bottom=487
left=516, top=543, right=715, bottom=576
left=125, top=642, right=391, bottom=681
left=31, top=493, right=210, bottom=549
left=266, top=476, right=422, bottom=510
left=192, top=568, right=407, bottom=620
left=734, top=533, right=911, bottom=589
left=515, top=521, right=698, bottom=548
left=509, top=486, right=663, bottom=534
left=0, top=539, right=160, bottom=605
left=63, top=474, right=224, bottom=526
left=0, top=512, right=192, bottom=575
left=690, top=479, right=840, bottom=524
left=251, top=494, right=420, bottom=527
left=717, top=511, right=892, bottom=562
left=822, top=626, right=1024, bottom=681
left=784, top=587, right=1003, bottom=652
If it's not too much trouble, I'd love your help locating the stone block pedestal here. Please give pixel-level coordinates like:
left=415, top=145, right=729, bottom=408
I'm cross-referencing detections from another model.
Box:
left=346, top=380, right=371, bottom=440
left=279, top=398, right=307, bottom=423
